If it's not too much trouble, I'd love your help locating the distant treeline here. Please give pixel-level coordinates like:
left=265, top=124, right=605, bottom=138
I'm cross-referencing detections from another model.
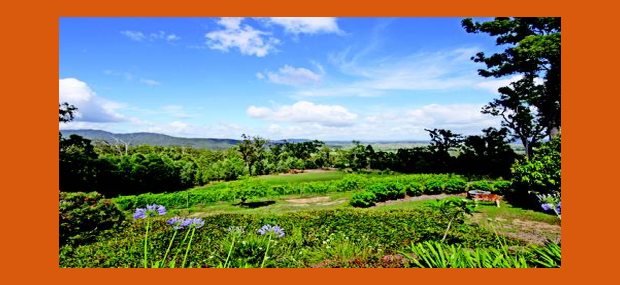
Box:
left=60, top=127, right=521, bottom=197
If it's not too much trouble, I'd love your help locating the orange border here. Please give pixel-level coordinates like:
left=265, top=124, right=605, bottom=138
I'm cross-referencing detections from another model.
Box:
left=3, top=1, right=609, bottom=284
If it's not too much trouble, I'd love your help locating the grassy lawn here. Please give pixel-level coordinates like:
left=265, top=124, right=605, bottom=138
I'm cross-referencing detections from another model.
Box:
left=168, top=191, right=355, bottom=216
left=190, top=170, right=347, bottom=193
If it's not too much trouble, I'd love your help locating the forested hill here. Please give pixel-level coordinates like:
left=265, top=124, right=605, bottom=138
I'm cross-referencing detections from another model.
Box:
left=60, top=129, right=240, bottom=150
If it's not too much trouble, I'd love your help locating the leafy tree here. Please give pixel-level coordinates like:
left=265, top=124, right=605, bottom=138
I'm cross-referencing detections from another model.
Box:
left=462, top=17, right=561, bottom=155
left=59, top=102, right=77, bottom=123
left=237, top=134, right=268, bottom=176
left=458, top=127, right=519, bottom=178
left=425, top=128, right=463, bottom=172
left=483, top=77, right=546, bottom=157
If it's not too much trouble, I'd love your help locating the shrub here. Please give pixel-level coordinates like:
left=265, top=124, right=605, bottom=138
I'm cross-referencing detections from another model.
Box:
left=336, top=175, right=366, bottom=192
left=59, top=191, right=125, bottom=246
left=350, top=191, right=377, bottom=208
left=492, top=180, right=513, bottom=195
left=384, top=182, right=406, bottom=200
left=511, top=135, right=561, bottom=195
left=425, top=180, right=444, bottom=194
left=469, top=181, right=492, bottom=192
left=443, top=179, right=467, bottom=194
left=406, top=182, right=424, bottom=197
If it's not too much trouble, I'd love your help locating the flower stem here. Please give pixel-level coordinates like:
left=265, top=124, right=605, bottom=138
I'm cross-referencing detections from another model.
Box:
left=144, top=219, right=150, bottom=268
left=171, top=228, right=192, bottom=267
left=261, top=236, right=272, bottom=268
left=182, top=228, right=196, bottom=268
left=161, top=230, right=178, bottom=267
left=224, top=235, right=236, bottom=268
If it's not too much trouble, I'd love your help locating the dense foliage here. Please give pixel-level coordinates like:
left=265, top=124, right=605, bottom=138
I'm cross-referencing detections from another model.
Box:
left=59, top=208, right=518, bottom=268
left=508, top=135, right=561, bottom=207
left=59, top=191, right=125, bottom=246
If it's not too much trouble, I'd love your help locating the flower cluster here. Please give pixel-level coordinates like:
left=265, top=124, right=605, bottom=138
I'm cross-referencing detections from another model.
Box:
left=257, top=224, right=285, bottom=238
left=226, top=226, right=245, bottom=235
left=133, top=204, right=167, bottom=219
left=537, top=193, right=561, bottom=219
left=166, top=217, right=205, bottom=230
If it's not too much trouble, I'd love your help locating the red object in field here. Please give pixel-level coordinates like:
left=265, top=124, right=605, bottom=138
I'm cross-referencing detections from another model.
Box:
left=471, top=194, right=502, bottom=207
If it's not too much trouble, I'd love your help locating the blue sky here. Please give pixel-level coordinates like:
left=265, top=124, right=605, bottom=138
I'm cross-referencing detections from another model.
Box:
left=59, top=17, right=516, bottom=140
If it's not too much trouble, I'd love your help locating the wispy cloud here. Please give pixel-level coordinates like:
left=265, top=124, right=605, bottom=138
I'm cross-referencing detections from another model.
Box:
left=104, top=70, right=162, bottom=86
left=120, top=30, right=180, bottom=42
left=257, top=64, right=323, bottom=86
left=139, top=78, right=161, bottom=86
left=261, top=17, right=343, bottom=35
left=295, top=47, right=518, bottom=98
left=205, top=17, right=280, bottom=57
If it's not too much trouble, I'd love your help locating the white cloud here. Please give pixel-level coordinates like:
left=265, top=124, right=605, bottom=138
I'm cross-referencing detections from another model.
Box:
left=247, top=101, right=358, bottom=127
left=104, top=70, right=134, bottom=80
left=104, top=70, right=161, bottom=86
left=121, top=30, right=180, bottom=42
left=255, top=72, right=265, bottom=79
left=59, top=78, right=126, bottom=123
left=120, top=30, right=146, bottom=41
left=475, top=75, right=545, bottom=93
left=260, top=103, right=501, bottom=140
left=139, top=78, right=162, bottom=86
left=260, top=65, right=322, bottom=86
left=206, top=17, right=280, bottom=57
left=166, top=34, right=180, bottom=41
left=293, top=48, right=487, bottom=98
left=264, top=17, right=342, bottom=35
left=160, top=105, right=195, bottom=119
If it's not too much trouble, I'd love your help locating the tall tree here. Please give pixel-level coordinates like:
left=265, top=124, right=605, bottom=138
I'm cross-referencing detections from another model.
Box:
left=237, top=134, right=268, bottom=176
left=462, top=17, right=561, bottom=147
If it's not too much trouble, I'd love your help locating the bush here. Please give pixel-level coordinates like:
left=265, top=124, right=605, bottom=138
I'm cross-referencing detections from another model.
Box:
left=443, top=179, right=467, bottom=194
left=469, top=181, right=492, bottom=192
left=350, top=191, right=377, bottom=208
left=406, top=182, right=424, bottom=197
left=425, top=180, right=444, bottom=194
left=59, top=191, right=125, bottom=246
left=336, top=175, right=366, bottom=192
left=512, top=135, right=561, bottom=195
left=366, top=183, right=403, bottom=202
left=492, top=180, right=513, bottom=195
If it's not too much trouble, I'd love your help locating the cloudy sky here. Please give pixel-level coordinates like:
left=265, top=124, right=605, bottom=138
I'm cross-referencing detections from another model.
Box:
left=59, top=17, right=513, bottom=140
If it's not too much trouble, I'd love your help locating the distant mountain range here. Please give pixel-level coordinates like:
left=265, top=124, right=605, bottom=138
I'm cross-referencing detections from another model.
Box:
left=60, top=129, right=240, bottom=150
left=59, top=129, right=433, bottom=150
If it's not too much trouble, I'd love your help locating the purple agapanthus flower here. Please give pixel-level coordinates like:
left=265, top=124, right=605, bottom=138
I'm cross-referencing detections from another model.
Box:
left=556, top=202, right=561, bottom=215
left=133, top=208, right=147, bottom=219
left=541, top=203, right=553, bottom=211
left=257, top=224, right=285, bottom=238
left=167, top=217, right=187, bottom=230
left=186, top=218, right=205, bottom=229
left=226, top=226, right=245, bottom=234
left=132, top=204, right=167, bottom=219
left=147, top=204, right=167, bottom=216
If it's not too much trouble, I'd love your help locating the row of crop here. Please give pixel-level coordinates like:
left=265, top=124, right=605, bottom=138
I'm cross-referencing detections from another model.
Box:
left=112, top=173, right=467, bottom=210
left=350, top=179, right=513, bottom=208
